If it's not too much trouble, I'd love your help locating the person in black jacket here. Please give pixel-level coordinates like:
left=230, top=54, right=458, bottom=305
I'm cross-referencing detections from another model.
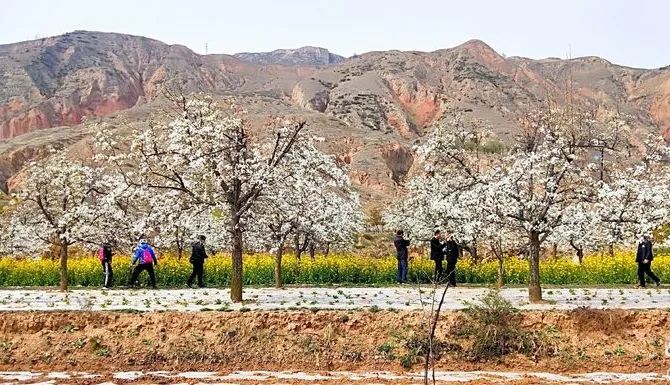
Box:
left=188, top=235, right=209, bottom=288
left=443, top=233, right=459, bottom=287
left=430, top=230, right=445, bottom=282
left=394, top=230, right=410, bottom=283
left=99, top=242, right=113, bottom=289
left=636, top=235, right=661, bottom=288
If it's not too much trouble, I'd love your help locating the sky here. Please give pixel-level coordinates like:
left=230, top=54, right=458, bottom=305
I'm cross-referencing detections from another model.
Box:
left=0, top=0, right=667, bottom=69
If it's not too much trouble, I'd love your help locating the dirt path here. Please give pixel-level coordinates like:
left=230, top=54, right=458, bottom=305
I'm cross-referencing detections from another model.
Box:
left=1, top=287, right=669, bottom=312
left=2, top=370, right=670, bottom=384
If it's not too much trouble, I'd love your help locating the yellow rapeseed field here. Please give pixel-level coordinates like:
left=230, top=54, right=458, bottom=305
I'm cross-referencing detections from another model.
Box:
left=0, top=251, right=667, bottom=287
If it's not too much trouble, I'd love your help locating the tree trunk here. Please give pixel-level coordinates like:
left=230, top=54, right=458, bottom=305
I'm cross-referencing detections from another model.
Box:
left=230, top=220, right=244, bottom=302
left=308, top=242, right=316, bottom=260
left=294, top=235, right=302, bottom=261
left=608, top=243, right=614, bottom=258
left=470, top=243, right=478, bottom=264
left=491, top=242, right=505, bottom=288
left=576, top=247, right=584, bottom=265
left=274, top=243, right=284, bottom=288
left=551, top=243, right=558, bottom=260
left=176, top=226, right=183, bottom=259
left=59, top=241, right=68, bottom=292
left=528, top=231, right=542, bottom=303
left=497, top=255, right=505, bottom=288
left=324, top=243, right=330, bottom=256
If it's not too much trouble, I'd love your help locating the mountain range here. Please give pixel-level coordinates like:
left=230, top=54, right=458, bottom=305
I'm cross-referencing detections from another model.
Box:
left=1, top=30, right=669, bottom=202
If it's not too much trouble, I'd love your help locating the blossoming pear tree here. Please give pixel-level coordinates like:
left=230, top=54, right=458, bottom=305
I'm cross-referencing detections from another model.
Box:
left=97, top=96, right=306, bottom=302
left=595, top=134, right=670, bottom=250
left=10, top=152, right=109, bottom=290
left=385, top=116, right=499, bottom=261
left=248, top=136, right=362, bottom=287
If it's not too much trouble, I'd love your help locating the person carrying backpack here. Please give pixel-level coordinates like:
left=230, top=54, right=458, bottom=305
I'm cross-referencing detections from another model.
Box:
left=99, top=242, right=114, bottom=289
left=187, top=235, right=209, bottom=288
left=129, top=239, right=158, bottom=289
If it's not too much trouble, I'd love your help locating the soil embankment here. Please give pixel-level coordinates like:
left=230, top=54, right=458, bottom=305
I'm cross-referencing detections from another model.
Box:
left=1, top=309, right=669, bottom=375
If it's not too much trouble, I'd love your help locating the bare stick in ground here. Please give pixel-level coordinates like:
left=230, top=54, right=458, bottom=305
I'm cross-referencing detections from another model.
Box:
left=423, top=270, right=454, bottom=385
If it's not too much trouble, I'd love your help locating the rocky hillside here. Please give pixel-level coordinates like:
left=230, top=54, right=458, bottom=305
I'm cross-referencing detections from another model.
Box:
left=1, top=31, right=669, bottom=201
left=234, top=46, right=345, bottom=66
left=0, top=31, right=311, bottom=138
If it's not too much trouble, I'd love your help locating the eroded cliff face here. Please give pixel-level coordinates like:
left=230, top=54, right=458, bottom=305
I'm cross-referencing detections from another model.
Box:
left=384, top=77, right=443, bottom=129
left=379, top=143, right=414, bottom=185
left=643, top=72, right=670, bottom=138
left=291, top=80, right=330, bottom=112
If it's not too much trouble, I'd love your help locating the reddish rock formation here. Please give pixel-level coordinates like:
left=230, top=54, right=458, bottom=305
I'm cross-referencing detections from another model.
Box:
left=384, top=77, right=443, bottom=128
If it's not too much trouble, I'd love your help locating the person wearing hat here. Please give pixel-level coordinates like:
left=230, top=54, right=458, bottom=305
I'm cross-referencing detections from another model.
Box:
left=129, top=239, right=158, bottom=289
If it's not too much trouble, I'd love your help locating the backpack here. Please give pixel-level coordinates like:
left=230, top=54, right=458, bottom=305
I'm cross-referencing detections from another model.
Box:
left=98, top=247, right=105, bottom=262
left=141, top=248, right=154, bottom=264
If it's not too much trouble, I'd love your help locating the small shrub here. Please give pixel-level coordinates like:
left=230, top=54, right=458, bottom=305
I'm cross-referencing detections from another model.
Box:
left=95, top=347, right=110, bottom=357
left=398, top=349, right=420, bottom=369
left=377, top=342, right=395, bottom=360
left=458, top=290, right=557, bottom=360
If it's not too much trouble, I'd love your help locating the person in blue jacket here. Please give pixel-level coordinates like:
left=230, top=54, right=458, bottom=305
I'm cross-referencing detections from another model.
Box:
left=129, top=239, right=157, bottom=288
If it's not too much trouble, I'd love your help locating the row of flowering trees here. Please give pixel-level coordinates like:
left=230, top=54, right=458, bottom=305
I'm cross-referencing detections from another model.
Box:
left=3, top=98, right=669, bottom=303
left=0, top=96, right=362, bottom=300
left=386, top=108, right=670, bottom=302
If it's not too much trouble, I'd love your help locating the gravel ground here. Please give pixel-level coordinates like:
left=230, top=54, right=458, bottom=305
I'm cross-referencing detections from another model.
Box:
left=0, top=286, right=669, bottom=312
left=1, top=370, right=670, bottom=384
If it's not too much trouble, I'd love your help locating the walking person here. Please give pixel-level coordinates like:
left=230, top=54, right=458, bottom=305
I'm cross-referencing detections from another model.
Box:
left=188, top=235, right=209, bottom=288
left=636, top=235, right=661, bottom=288
left=444, top=233, right=459, bottom=287
left=98, top=241, right=114, bottom=289
left=129, top=239, right=158, bottom=289
left=394, top=230, right=410, bottom=283
left=430, top=230, right=445, bottom=282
